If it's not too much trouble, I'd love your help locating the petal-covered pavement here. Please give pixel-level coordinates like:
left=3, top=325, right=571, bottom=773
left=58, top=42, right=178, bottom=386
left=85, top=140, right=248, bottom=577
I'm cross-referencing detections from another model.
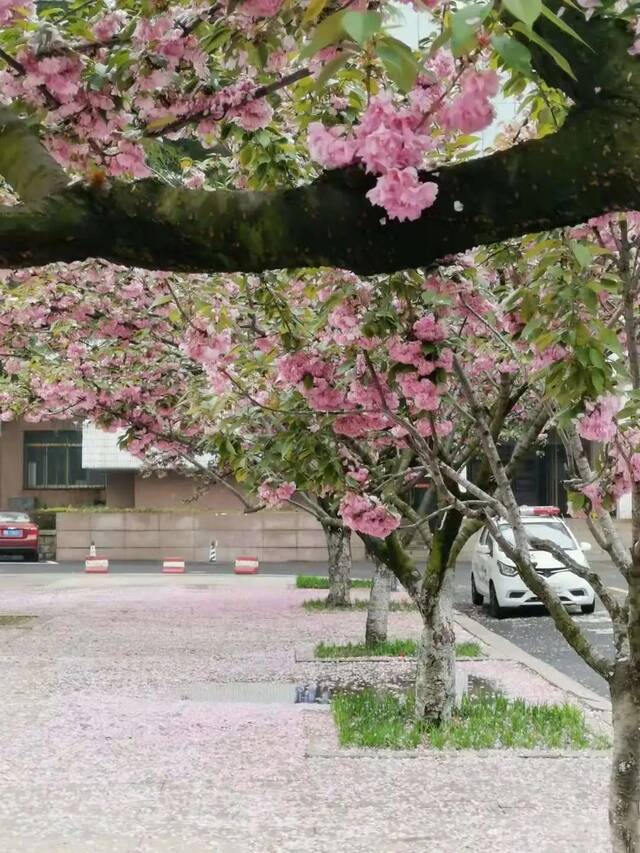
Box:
left=0, top=573, right=610, bottom=852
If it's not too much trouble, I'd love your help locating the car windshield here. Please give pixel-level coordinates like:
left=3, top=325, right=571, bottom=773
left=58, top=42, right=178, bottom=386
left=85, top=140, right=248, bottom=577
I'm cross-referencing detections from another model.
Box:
left=0, top=512, right=29, bottom=523
left=498, top=522, right=575, bottom=551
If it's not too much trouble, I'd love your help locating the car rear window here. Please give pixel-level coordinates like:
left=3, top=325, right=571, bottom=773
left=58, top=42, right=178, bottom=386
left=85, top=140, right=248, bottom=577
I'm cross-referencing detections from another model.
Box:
left=0, top=512, right=30, bottom=523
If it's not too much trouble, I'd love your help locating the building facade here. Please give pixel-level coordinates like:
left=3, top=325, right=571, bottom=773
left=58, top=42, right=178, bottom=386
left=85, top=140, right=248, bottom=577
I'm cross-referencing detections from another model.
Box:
left=0, top=419, right=243, bottom=513
left=0, top=418, right=631, bottom=521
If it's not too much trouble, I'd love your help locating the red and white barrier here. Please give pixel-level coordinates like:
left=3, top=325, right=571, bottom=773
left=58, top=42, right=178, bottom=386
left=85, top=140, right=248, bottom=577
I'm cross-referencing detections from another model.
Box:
left=85, top=557, right=109, bottom=573
left=162, top=558, right=185, bottom=574
left=234, top=556, right=259, bottom=575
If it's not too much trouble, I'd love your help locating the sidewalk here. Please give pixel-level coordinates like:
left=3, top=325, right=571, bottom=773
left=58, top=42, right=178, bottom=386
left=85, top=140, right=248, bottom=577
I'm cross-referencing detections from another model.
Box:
left=0, top=573, right=611, bottom=852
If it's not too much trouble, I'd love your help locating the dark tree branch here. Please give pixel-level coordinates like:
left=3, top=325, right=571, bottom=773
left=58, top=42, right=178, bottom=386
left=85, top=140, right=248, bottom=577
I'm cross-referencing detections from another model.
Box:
left=2, top=8, right=640, bottom=273
left=2, top=105, right=640, bottom=273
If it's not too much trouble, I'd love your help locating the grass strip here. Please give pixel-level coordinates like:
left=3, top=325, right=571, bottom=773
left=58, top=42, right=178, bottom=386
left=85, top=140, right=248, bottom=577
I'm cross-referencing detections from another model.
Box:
left=316, top=639, right=481, bottom=659
left=296, top=575, right=371, bottom=589
left=332, top=689, right=610, bottom=750
left=0, top=615, right=36, bottom=626
left=303, top=599, right=416, bottom=612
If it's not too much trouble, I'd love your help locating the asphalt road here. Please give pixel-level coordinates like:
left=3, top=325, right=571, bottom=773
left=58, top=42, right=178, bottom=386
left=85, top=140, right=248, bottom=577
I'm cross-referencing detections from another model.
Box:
left=454, top=562, right=619, bottom=699
left=0, top=555, right=623, bottom=699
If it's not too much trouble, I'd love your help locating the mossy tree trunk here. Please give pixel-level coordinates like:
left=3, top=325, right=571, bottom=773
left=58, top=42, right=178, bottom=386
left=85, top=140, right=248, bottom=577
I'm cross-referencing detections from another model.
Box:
left=610, top=662, right=640, bottom=853
left=414, top=565, right=456, bottom=725
left=323, top=522, right=352, bottom=608
left=364, top=512, right=462, bottom=725
left=365, top=551, right=394, bottom=646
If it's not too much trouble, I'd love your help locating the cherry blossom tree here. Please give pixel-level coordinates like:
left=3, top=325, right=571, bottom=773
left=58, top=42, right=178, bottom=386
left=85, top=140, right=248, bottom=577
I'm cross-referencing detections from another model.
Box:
left=376, top=213, right=640, bottom=853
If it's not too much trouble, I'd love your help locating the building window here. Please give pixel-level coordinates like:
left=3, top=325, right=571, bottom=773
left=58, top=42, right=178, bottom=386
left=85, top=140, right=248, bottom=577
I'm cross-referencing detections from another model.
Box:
left=24, top=430, right=106, bottom=489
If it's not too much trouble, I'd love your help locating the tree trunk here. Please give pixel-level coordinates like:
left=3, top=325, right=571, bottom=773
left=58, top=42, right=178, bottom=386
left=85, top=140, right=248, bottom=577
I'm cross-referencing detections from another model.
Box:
left=610, top=664, right=640, bottom=852
left=365, top=554, right=393, bottom=646
left=323, top=524, right=352, bottom=607
left=414, top=567, right=456, bottom=724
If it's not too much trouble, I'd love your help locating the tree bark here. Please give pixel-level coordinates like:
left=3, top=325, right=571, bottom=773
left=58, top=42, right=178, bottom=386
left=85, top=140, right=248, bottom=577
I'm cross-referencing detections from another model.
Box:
left=365, top=553, right=393, bottom=646
left=414, top=566, right=456, bottom=724
left=323, top=523, right=352, bottom=608
left=2, top=5, right=640, bottom=274
left=610, top=663, right=640, bottom=853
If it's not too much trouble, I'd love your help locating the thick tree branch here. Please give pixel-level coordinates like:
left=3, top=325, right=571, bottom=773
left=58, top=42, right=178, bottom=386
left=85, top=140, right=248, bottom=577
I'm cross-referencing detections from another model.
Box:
left=2, top=8, right=640, bottom=272
left=0, top=109, right=68, bottom=203
left=2, top=105, right=640, bottom=273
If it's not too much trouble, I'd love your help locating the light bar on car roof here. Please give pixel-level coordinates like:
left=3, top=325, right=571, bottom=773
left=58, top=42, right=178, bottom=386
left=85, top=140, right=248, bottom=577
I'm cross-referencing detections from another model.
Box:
left=519, top=506, right=561, bottom=517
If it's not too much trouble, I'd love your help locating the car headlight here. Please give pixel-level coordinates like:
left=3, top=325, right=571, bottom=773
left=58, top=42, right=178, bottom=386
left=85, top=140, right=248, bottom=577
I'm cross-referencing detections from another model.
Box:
left=498, top=561, right=517, bottom=577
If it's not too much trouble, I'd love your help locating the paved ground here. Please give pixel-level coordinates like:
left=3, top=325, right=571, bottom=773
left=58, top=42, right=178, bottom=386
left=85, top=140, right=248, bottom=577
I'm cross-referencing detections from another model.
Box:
left=0, top=573, right=610, bottom=852
left=0, top=555, right=623, bottom=699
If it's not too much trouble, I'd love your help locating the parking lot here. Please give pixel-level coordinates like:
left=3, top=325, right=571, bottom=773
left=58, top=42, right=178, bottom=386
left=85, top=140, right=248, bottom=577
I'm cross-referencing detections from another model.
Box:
left=0, top=555, right=621, bottom=699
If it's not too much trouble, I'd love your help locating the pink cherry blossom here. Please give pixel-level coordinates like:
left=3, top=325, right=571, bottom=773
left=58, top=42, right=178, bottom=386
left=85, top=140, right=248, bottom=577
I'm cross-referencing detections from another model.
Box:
left=577, top=395, right=621, bottom=442
left=367, top=168, right=438, bottom=222
left=413, top=314, right=447, bottom=342
left=339, top=492, right=400, bottom=538
left=307, top=123, right=356, bottom=169
left=258, top=480, right=296, bottom=506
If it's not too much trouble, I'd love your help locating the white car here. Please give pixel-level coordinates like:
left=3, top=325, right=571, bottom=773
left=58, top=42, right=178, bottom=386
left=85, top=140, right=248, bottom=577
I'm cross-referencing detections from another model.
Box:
left=470, top=507, right=596, bottom=619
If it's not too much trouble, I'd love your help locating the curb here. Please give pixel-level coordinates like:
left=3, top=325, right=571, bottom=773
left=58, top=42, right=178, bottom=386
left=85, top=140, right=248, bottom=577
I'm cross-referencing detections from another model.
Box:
left=455, top=611, right=611, bottom=714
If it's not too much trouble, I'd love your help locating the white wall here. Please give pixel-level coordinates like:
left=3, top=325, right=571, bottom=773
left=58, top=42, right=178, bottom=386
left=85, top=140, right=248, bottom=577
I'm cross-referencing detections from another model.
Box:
left=82, top=423, right=142, bottom=471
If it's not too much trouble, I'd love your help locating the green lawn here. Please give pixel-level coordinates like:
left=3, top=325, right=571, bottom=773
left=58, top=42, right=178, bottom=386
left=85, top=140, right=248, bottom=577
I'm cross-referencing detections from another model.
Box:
left=332, top=689, right=610, bottom=750
left=303, top=599, right=417, bottom=612
left=316, top=639, right=481, bottom=659
left=296, top=575, right=372, bottom=589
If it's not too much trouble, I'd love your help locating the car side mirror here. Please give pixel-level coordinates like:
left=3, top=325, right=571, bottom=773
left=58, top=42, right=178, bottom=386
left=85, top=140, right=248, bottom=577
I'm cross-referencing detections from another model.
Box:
left=580, top=542, right=592, bottom=552
left=477, top=543, right=490, bottom=555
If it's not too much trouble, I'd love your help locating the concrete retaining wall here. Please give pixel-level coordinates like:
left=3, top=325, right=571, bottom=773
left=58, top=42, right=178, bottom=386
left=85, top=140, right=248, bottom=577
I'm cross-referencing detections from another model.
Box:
left=55, top=511, right=633, bottom=565
left=56, top=511, right=367, bottom=563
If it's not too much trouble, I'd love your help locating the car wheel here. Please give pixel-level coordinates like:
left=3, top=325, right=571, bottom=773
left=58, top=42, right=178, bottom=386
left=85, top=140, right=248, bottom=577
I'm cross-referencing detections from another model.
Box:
left=489, top=582, right=506, bottom=619
left=471, top=573, right=484, bottom=605
left=24, top=551, right=38, bottom=562
left=581, top=601, right=595, bottom=614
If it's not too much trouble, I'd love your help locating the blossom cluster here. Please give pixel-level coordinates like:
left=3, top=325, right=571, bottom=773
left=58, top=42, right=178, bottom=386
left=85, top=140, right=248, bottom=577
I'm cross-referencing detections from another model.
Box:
left=307, top=67, right=499, bottom=221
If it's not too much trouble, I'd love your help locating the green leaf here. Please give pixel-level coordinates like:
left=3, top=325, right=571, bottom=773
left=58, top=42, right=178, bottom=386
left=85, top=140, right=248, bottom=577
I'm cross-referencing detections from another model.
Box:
left=150, top=294, right=174, bottom=308
left=570, top=240, right=592, bottom=269
left=503, top=0, right=542, bottom=30
left=513, top=23, right=576, bottom=79
left=598, top=325, right=623, bottom=354
left=450, top=3, right=492, bottom=56
left=303, top=0, right=329, bottom=24
left=342, top=10, right=382, bottom=46
left=376, top=36, right=419, bottom=92
left=540, top=4, right=591, bottom=49
left=314, top=53, right=349, bottom=89
left=491, top=34, right=532, bottom=75
left=300, top=10, right=346, bottom=59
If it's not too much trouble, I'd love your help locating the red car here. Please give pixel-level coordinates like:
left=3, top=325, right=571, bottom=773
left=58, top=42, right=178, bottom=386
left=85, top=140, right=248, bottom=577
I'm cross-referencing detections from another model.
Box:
left=0, top=512, right=39, bottom=561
